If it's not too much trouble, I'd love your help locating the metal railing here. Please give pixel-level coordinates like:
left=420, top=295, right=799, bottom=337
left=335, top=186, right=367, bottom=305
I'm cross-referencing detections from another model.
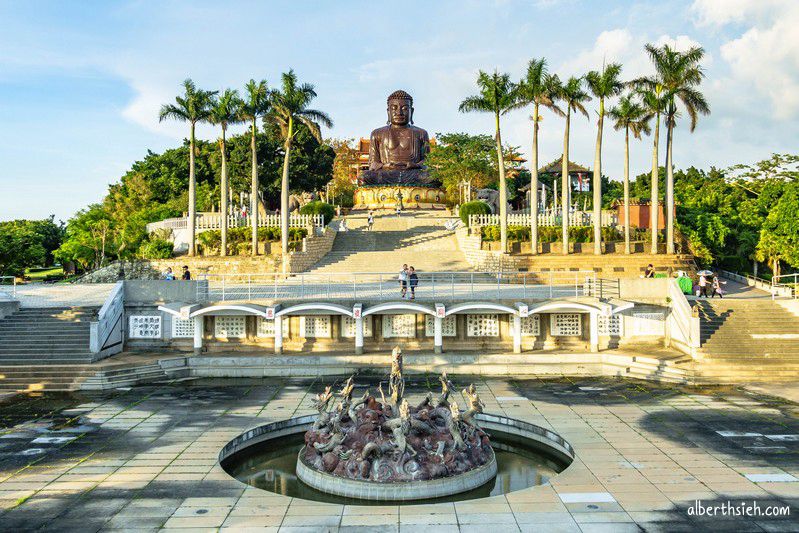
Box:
left=196, top=270, right=599, bottom=302
left=469, top=210, right=618, bottom=228
left=0, top=276, right=16, bottom=298
left=772, top=273, right=798, bottom=300
left=146, top=213, right=324, bottom=233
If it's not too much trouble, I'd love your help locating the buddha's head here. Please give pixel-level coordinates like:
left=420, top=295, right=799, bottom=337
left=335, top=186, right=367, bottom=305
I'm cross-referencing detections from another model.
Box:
left=387, top=90, right=413, bottom=126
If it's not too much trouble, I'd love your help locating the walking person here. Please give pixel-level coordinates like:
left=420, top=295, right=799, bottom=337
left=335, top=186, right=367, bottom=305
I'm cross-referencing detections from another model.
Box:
left=698, top=273, right=708, bottom=298
left=408, top=266, right=419, bottom=300
left=398, top=264, right=408, bottom=299
left=395, top=203, right=401, bottom=218
left=711, top=276, right=726, bottom=298
left=367, top=210, right=374, bottom=231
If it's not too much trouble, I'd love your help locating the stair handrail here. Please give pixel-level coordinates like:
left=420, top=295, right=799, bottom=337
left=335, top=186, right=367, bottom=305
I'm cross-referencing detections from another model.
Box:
left=771, top=273, right=798, bottom=300
left=90, top=281, right=125, bottom=356
left=667, top=278, right=700, bottom=355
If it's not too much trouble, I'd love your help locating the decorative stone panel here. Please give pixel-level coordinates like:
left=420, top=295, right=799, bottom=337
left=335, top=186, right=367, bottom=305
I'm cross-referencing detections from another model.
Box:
left=382, top=314, right=416, bottom=338
left=424, top=315, right=457, bottom=337
left=341, top=316, right=373, bottom=338
left=597, top=315, right=622, bottom=336
left=521, top=314, right=540, bottom=337
left=256, top=318, right=289, bottom=338
left=466, top=314, right=500, bottom=337
left=300, top=316, right=332, bottom=338
left=129, top=315, right=161, bottom=339
left=550, top=313, right=582, bottom=337
left=215, top=316, right=246, bottom=339
left=171, top=317, right=194, bottom=338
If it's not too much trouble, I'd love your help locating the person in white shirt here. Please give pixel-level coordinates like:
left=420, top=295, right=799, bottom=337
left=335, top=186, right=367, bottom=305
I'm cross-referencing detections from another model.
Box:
left=398, top=264, right=408, bottom=299
left=698, top=274, right=708, bottom=298
left=367, top=211, right=374, bottom=231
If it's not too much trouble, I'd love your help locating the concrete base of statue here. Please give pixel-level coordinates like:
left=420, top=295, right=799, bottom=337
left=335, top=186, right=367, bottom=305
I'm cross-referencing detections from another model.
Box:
left=353, top=185, right=447, bottom=210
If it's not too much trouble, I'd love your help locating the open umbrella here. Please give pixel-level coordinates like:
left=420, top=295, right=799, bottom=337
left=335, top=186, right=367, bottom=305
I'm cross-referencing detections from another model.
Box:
left=697, top=270, right=714, bottom=277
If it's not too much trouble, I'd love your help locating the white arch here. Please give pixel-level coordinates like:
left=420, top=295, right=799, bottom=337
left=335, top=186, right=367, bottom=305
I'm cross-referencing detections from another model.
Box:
left=445, top=302, right=518, bottom=316
left=187, top=304, right=270, bottom=319
left=276, top=302, right=353, bottom=317
left=362, top=302, right=436, bottom=317
left=526, top=301, right=606, bottom=315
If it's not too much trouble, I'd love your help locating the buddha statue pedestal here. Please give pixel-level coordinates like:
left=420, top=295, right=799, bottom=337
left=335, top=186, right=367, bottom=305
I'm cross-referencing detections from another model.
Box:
left=354, top=184, right=446, bottom=210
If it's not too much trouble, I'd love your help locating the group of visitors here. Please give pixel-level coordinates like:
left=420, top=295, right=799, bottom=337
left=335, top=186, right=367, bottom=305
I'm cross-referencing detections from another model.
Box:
left=163, top=266, right=191, bottom=281
left=397, top=264, right=419, bottom=299
left=697, top=273, right=726, bottom=298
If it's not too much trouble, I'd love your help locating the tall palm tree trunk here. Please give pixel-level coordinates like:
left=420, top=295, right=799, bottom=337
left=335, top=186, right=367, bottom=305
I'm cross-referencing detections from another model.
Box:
left=665, top=122, right=675, bottom=254
left=561, top=111, right=571, bottom=255
left=280, top=118, right=294, bottom=267
left=592, top=99, right=604, bottom=255
left=623, top=127, right=631, bottom=255
left=250, top=120, right=259, bottom=256
left=495, top=112, right=508, bottom=254
left=530, top=105, right=539, bottom=255
left=188, top=123, right=197, bottom=256
left=650, top=114, right=660, bottom=254
left=220, top=129, right=229, bottom=257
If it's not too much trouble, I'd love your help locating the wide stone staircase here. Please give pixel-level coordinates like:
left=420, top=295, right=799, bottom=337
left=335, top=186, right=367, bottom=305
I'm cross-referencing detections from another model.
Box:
left=307, top=211, right=472, bottom=274
left=687, top=299, right=799, bottom=383
left=0, top=307, right=98, bottom=365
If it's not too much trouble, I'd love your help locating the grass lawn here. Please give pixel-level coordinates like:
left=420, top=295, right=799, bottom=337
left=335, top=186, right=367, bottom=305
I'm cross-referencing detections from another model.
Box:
left=25, top=266, right=64, bottom=281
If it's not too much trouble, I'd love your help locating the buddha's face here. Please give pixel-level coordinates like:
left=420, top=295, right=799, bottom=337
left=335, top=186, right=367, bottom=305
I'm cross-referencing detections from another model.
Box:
left=387, top=98, right=412, bottom=126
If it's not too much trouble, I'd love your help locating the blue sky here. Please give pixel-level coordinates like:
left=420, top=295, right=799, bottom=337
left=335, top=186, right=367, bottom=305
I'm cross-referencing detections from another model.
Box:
left=1, top=0, right=797, bottom=222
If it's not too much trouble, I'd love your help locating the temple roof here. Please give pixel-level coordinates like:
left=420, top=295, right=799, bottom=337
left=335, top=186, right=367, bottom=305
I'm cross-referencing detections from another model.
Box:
left=538, top=155, right=590, bottom=175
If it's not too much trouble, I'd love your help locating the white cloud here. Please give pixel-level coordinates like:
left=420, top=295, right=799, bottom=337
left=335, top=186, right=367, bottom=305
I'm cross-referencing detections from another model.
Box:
left=692, top=0, right=799, bottom=119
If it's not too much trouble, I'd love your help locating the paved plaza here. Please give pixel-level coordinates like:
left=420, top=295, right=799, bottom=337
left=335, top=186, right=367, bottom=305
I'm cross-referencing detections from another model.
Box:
left=0, top=377, right=797, bottom=532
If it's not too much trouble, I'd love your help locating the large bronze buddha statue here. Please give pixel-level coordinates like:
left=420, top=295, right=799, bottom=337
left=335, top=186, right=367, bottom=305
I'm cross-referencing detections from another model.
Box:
left=360, top=90, right=436, bottom=186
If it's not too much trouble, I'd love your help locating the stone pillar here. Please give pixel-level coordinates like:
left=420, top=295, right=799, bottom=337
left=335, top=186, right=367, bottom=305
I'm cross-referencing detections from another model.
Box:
left=193, top=316, right=203, bottom=355
left=589, top=311, right=599, bottom=353
left=274, top=318, right=283, bottom=354
left=355, top=316, right=364, bottom=355
left=512, top=314, right=522, bottom=354
left=434, top=316, right=443, bottom=354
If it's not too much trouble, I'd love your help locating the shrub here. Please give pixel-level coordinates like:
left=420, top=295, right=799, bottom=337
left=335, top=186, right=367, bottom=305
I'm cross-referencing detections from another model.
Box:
left=300, top=201, right=335, bottom=225
left=138, top=238, right=174, bottom=259
left=480, top=224, right=616, bottom=243
left=459, top=201, right=492, bottom=225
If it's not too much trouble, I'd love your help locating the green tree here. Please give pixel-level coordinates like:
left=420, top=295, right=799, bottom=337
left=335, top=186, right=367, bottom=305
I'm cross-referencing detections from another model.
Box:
left=516, top=58, right=562, bottom=255
left=55, top=205, right=115, bottom=270
left=459, top=70, right=520, bottom=252
left=241, top=79, right=270, bottom=255
left=209, top=89, right=244, bottom=256
left=158, top=79, right=218, bottom=256
left=266, top=70, right=333, bottom=259
left=553, top=76, right=591, bottom=254
left=327, top=138, right=358, bottom=207
left=643, top=43, right=710, bottom=254
left=586, top=63, right=624, bottom=255
left=608, top=94, right=652, bottom=254
left=0, top=222, right=47, bottom=276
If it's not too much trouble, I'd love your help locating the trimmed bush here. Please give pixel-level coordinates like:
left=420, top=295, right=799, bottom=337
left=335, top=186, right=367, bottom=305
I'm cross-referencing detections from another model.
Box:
left=138, top=238, right=174, bottom=259
left=300, top=201, right=335, bottom=225
left=459, top=201, right=492, bottom=225
left=481, top=225, right=623, bottom=243
left=197, top=227, right=307, bottom=255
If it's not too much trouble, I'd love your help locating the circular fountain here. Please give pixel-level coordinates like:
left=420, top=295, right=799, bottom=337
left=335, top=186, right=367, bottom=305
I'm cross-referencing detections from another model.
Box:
left=220, top=347, right=575, bottom=503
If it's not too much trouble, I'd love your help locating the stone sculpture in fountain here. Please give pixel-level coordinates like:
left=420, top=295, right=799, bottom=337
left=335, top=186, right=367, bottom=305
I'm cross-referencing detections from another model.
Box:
left=297, top=347, right=496, bottom=499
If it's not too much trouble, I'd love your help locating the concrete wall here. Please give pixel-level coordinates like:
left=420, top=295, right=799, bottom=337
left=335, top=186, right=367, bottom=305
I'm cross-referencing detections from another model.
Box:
left=284, top=226, right=337, bottom=272
left=617, top=278, right=670, bottom=302
left=124, top=280, right=199, bottom=304
left=0, top=300, right=20, bottom=320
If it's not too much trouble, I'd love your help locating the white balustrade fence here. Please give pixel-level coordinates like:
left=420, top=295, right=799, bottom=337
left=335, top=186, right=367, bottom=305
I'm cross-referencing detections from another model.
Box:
left=469, top=210, right=618, bottom=228
left=772, top=273, right=799, bottom=300
left=196, top=270, right=599, bottom=302
left=146, top=213, right=324, bottom=233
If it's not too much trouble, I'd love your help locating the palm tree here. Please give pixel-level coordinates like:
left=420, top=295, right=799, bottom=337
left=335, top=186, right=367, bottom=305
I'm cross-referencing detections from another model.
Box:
left=586, top=63, right=624, bottom=255
left=644, top=43, right=710, bottom=254
left=267, top=70, right=333, bottom=261
left=159, top=79, right=217, bottom=256
left=459, top=70, right=520, bottom=253
left=608, top=95, right=652, bottom=254
left=635, top=84, right=668, bottom=254
left=241, top=79, right=270, bottom=256
left=516, top=59, right=562, bottom=255
left=209, top=89, right=244, bottom=257
left=554, top=76, right=591, bottom=255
